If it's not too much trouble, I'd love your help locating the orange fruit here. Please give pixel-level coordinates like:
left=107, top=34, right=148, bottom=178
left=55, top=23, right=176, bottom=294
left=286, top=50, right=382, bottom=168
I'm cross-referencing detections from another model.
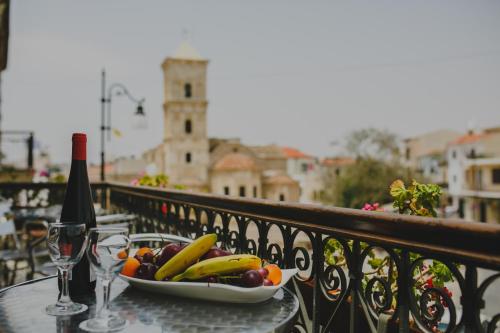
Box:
left=121, top=257, right=141, bottom=277
left=117, top=250, right=128, bottom=260
left=136, top=247, right=152, bottom=257
left=265, top=264, right=282, bottom=285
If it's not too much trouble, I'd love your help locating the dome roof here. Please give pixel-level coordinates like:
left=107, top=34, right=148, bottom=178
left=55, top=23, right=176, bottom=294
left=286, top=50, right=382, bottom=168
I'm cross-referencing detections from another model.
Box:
left=263, top=173, right=297, bottom=185
left=212, top=153, right=257, bottom=172
left=172, top=41, right=203, bottom=61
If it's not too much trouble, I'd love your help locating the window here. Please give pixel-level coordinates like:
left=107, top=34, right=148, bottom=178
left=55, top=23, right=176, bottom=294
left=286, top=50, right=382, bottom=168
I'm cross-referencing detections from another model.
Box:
left=185, top=152, right=192, bottom=163
left=223, top=186, right=230, bottom=195
left=405, top=147, right=410, bottom=160
left=279, top=194, right=285, bottom=201
left=301, top=163, right=308, bottom=173
left=335, top=168, right=340, bottom=176
left=185, top=119, right=192, bottom=134
left=253, top=186, right=257, bottom=198
left=453, top=175, right=457, bottom=183
left=452, top=150, right=457, bottom=159
left=239, top=186, right=246, bottom=197
left=493, top=169, right=500, bottom=184
left=184, top=83, right=192, bottom=98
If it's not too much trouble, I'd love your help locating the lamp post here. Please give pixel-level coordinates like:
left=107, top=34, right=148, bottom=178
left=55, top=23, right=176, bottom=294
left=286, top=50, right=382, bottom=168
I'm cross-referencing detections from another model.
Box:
left=100, top=69, right=145, bottom=181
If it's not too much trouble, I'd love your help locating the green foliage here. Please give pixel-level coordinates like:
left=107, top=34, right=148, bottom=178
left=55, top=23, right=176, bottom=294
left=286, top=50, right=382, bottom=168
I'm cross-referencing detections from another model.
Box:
left=50, top=174, right=66, bottom=183
left=427, top=261, right=454, bottom=288
left=330, top=158, right=412, bottom=208
left=322, top=128, right=415, bottom=208
left=138, top=174, right=169, bottom=187
left=390, top=179, right=442, bottom=217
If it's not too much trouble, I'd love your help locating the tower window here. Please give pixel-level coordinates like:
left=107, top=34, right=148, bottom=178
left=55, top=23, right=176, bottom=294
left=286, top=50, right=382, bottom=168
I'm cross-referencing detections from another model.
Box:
left=239, top=186, right=246, bottom=197
left=493, top=169, right=500, bottom=184
left=185, top=152, right=192, bottom=163
left=223, top=186, right=230, bottom=195
left=185, top=119, right=192, bottom=134
left=279, top=194, right=285, bottom=201
left=184, top=83, right=192, bottom=98
left=253, top=186, right=257, bottom=198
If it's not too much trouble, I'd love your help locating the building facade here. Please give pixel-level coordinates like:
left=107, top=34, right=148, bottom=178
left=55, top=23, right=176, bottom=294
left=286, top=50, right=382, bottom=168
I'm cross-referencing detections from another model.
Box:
left=143, top=42, right=301, bottom=202
left=447, top=128, right=500, bottom=223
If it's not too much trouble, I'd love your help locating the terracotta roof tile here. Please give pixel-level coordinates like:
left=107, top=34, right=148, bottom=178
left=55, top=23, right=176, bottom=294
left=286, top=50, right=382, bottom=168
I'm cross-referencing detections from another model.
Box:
left=281, top=147, right=313, bottom=159
left=263, top=173, right=297, bottom=185
left=450, top=133, right=486, bottom=145
left=212, top=153, right=257, bottom=171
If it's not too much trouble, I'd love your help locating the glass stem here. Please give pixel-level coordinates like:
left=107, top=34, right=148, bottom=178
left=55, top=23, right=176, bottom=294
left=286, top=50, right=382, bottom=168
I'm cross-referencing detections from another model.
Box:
left=98, top=278, right=111, bottom=320
left=57, top=267, right=72, bottom=306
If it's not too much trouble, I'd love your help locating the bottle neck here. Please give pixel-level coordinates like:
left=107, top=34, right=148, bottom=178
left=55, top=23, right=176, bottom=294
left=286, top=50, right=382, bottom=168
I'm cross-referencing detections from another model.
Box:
left=72, top=142, right=86, bottom=161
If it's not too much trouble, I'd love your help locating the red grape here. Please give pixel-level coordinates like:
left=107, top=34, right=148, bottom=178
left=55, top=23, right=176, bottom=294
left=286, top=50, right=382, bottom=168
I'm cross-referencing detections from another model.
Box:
left=157, top=242, right=185, bottom=266
left=241, top=270, right=263, bottom=287
left=201, top=248, right=231, bottom=260
left=257, top=267, right=269, bottom=278
left=135, top=263, right=158, bottom=280
left=263, top=279, right=273, bottom=286
left=142, top=252, right=154, bottom=263
left=206, top=276, right=218, bottom=283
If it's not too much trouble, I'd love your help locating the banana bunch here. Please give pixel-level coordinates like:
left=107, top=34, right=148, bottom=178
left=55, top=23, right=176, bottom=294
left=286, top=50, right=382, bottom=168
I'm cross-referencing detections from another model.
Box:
left=154, top=233, right=217, bottom=281
left=171, top=254, right=261, bottom=282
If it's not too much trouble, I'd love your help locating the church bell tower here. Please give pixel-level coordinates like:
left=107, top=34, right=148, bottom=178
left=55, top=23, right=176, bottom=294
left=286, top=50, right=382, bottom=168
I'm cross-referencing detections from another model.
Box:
left=161, top=41, right=209, bottom=190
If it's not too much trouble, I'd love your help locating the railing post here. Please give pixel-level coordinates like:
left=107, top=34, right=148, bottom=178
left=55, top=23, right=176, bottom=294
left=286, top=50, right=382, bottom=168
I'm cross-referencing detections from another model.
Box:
left=397, top=250, right=410, bottom=333
left=349, top=240, right=362, bottom=333
left=461, top=265, right=478, bottom=332
left=312, top=233, right=323, bottom=333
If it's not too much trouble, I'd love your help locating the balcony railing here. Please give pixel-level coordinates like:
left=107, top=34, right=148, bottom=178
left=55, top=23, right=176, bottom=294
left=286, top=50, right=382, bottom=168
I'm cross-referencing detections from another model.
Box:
left=1, top=181, right=499, bottom=333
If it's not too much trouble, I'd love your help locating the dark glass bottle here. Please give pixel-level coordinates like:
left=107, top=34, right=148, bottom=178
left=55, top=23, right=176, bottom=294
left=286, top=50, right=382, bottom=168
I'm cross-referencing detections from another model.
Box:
left=59, top=133, right=96, bottom=296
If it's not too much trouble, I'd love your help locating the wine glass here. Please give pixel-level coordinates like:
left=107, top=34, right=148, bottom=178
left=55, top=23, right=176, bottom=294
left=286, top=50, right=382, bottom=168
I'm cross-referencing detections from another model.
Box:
left=46, top=223, right=88, bottom=316
left=79, top=227, right=130, bottom=332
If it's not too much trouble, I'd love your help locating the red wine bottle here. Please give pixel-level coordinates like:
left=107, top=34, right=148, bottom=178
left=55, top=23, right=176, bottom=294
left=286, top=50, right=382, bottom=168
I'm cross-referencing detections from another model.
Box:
left=59, top=133, right=96, bottom=296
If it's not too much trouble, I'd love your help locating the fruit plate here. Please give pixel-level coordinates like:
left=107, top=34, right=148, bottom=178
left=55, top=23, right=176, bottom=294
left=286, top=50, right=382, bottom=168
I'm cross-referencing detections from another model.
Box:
left=119, top=268, right=298, bottom=304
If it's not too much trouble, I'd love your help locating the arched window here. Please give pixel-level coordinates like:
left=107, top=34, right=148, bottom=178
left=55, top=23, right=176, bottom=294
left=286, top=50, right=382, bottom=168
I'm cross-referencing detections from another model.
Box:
left=184, top=83, right=192, bottom=98
left=185, top=152, right=192, bottom=163
left=185, top=119, right=192, bottom=134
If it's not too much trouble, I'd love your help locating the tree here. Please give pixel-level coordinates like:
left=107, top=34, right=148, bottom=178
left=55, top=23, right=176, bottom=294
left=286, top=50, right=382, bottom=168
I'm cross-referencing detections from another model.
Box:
left=322, top=128, right=413, bottom=208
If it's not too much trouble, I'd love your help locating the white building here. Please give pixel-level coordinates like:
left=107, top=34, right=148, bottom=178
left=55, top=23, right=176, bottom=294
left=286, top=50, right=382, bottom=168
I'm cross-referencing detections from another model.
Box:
left=447, top=127, right=500, bottom=223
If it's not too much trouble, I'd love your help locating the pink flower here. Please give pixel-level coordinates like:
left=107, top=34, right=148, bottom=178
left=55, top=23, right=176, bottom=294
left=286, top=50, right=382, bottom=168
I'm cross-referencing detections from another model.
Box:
left=362, top=203, right=373, bottom=211
left=130, top=179, right=139, bottom=186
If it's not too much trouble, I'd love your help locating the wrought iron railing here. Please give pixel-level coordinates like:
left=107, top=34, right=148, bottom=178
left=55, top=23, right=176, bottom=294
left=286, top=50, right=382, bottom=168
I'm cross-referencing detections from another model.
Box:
left=1, top=181, right=499, bottom=333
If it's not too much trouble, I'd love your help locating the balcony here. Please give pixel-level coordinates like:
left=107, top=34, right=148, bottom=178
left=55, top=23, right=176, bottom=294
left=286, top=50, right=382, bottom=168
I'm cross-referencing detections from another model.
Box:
left=0, top=181, right=499, bottom=333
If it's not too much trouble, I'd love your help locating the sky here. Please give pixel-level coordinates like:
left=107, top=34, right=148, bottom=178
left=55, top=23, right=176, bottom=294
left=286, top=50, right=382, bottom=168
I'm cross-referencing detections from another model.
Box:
left=2, top=0, right=500, bottom=165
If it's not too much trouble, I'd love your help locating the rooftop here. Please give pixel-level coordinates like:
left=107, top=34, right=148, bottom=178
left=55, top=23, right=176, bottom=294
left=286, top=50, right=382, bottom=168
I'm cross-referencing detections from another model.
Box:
left=171, top=41, right=204, bottom=61
left=281, top=147, right=313, bottom=160
left=212, top=153, right=257, bottom=172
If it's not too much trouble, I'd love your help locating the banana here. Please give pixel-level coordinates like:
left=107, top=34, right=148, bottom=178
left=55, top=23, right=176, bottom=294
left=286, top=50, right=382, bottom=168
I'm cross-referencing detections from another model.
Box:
left=154, top=233, right=217, bottom=281
left=171, top=254, right=261, bottom=282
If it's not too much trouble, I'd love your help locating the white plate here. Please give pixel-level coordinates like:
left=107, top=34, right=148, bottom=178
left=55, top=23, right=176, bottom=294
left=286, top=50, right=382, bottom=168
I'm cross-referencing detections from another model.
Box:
left=119, top=268, right=298, bottom=304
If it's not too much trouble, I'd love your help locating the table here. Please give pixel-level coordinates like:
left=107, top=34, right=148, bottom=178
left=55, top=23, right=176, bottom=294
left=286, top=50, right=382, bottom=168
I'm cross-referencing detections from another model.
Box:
left=0, top=276, right=299, bottom=333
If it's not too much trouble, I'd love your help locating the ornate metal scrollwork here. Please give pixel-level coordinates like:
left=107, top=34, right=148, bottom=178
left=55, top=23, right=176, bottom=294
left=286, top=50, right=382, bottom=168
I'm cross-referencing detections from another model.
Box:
left=408, top=258, right=463, bottom=333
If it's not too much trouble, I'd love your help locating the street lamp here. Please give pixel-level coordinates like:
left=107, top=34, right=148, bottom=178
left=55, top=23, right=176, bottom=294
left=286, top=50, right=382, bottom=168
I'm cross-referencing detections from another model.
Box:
left=100, top=69, right=146, bottom=181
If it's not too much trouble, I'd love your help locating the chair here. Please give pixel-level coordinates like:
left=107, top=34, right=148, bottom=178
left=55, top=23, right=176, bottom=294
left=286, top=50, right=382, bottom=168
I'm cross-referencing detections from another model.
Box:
left=97, top=214, right=136, bottom=229
left=0, top=221, right=28, bottom=286
left=23, top=220, right=54, bottom=279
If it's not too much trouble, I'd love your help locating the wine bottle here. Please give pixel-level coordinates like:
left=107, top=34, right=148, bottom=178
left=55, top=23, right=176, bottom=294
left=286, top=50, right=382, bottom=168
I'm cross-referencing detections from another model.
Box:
left=59, top=133, right=96, bottom=296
